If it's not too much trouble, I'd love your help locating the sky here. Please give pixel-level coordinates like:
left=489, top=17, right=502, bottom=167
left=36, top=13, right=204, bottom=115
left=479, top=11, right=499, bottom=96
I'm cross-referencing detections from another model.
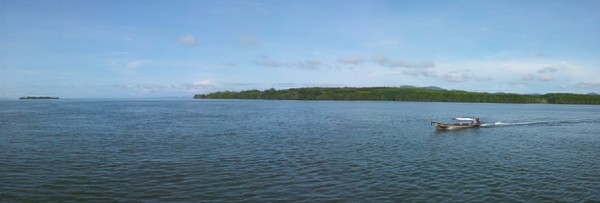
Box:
left=1, top=0, right=600, bottom=98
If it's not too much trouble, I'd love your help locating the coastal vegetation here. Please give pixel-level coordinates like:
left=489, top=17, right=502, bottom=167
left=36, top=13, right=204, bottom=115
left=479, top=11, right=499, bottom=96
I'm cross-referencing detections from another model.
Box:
left=194, top=87, right=600, bottom=105
left=19, top=96, right=59, bottom=100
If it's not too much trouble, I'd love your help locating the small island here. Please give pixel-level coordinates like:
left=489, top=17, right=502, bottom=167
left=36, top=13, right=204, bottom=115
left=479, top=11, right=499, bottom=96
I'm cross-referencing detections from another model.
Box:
left=194, top=87, right=600, bottom=105
left=19, top=96, right=59, bottom=100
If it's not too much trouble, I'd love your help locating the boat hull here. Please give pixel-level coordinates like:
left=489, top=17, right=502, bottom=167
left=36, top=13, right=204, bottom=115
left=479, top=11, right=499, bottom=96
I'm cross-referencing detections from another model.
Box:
left=433, top=123, right=480, bottom=130
left=431, top=120, right=481, bottom=130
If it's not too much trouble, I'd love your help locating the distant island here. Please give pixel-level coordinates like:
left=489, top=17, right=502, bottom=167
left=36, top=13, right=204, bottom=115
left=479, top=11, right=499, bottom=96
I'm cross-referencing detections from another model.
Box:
left=194, top=87, right=600, bottom=105
left=19, top=96, right=59, bottom=100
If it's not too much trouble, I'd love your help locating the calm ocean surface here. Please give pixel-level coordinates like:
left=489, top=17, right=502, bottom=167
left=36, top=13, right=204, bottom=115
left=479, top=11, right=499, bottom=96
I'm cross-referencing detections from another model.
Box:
left=1, top=99, right=599, bottom=202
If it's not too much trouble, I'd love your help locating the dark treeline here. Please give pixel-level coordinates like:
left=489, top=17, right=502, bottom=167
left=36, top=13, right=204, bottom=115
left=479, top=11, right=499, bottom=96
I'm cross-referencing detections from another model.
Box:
left=19, top=96, right=59, bottom=100
left=194, top=87, right=600, bottom=105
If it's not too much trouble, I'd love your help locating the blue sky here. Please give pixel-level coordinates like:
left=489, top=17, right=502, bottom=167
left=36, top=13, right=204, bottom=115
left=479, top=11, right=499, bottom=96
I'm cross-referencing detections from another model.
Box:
left=1, top=0, right=600, bottom=98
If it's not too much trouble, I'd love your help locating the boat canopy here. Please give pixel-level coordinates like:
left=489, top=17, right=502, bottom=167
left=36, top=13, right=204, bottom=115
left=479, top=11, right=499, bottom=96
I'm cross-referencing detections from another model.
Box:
left=453, top=117, right=476, bottom=121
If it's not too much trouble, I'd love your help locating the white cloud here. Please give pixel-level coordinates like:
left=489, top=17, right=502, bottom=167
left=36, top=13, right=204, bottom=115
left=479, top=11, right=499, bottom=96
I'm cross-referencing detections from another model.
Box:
left=244, top=54, right=598, bottom=94
left=439, top=59, right=563, bottom=82
left=178, top=35, right=198, bottom=46
left=433, top=57, right=600, bottom=93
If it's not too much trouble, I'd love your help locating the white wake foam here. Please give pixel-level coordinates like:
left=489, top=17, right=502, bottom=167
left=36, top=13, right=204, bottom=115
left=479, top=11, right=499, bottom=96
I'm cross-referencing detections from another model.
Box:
left=481, top=121, right=543, bottom=127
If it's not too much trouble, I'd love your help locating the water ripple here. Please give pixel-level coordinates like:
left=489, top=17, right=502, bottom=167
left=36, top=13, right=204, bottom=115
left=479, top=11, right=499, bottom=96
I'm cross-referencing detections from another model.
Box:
left=1, top=100, right=599, bottom=202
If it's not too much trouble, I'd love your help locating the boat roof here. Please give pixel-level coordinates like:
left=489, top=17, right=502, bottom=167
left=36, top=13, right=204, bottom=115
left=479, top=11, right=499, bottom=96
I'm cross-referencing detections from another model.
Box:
left=453, top=117, right=476, bottom=121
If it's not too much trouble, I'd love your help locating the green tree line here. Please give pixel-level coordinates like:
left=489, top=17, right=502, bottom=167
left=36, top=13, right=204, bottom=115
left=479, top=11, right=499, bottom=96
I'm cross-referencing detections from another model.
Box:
left=193, top=87, right=600, bottom=105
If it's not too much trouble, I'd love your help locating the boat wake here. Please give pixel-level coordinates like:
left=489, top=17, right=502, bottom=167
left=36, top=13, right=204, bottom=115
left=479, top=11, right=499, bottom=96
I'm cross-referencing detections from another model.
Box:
left=481, top=121, right=545, bottom=127
left=481, top=118, right=599, bottom=127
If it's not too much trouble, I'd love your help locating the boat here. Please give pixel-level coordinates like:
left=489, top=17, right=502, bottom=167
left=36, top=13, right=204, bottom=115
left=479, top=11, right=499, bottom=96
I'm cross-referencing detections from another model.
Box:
left=429, top=117, right=481, bottom=130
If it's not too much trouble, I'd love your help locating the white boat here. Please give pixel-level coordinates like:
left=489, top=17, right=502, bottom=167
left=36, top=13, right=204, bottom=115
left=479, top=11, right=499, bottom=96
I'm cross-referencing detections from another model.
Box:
left=430, top=117, right=482, bottom=130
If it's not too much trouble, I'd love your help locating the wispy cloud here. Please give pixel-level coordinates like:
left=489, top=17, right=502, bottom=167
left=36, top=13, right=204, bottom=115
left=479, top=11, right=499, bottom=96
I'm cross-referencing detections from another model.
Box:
left=108, top=59, right=149, bottom=75
left=402, top=69, right=438, bottom=78
left=178, top=34, right=198, bottom=46
left=436, top=59, right=585, bottom=90
left=443, top=71, right=475, bottom=83
left=366, top=39, right=400, bottom=48
left=18, top=69, right=42, bottom=75
left=238, top=35, right=258, bottom=47
left=538, top=67, right=557, bottom=73
left=337, top=56, right=366, bottom=65
left=513, top=66, right=559, bottom=84
left=507, top=80, right=529, bottom=86
left=254, top=58, right=322, bottom=70
left=295, top=60, right=321, bottom=70
left=367, top=55, right=443, bottom=80
left=574, top=82, right=600, bottom=92
left=114, top=83, right=163, bottom=93
left=90, top=80, right=222, bottom=95
left=127, top=60, right=148, bottom=69
left=372, top=55, right=435, bottom=69
left=254, top=59, right=286, bottom=68
left=192, top=80, right=215, bottom=86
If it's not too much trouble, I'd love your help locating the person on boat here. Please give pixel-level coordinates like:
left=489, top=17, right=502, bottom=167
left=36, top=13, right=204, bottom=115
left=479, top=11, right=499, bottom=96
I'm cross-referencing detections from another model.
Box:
left=473, top=118, right=481, bottom=125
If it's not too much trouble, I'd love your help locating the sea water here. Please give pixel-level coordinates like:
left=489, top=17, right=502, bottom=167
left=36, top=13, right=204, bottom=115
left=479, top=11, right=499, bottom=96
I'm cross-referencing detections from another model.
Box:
left=1, top=99, right=599, bottom=202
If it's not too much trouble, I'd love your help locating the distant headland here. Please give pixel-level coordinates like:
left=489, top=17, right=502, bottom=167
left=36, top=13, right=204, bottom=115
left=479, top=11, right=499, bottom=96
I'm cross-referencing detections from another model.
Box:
left=194, top=86, right=600, bottom=105
left=19, top=96, right=59, bottom=100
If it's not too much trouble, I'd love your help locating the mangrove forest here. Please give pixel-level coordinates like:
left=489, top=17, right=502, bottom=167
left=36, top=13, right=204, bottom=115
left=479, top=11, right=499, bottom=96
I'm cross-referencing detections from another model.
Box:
left=194, top=87, right=600, bottom=105
left=19, top=96, right=59, bottom=100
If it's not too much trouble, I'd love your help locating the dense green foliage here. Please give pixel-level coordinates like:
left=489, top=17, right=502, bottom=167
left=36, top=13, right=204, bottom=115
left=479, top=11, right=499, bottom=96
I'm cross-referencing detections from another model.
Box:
left=194, top=87, right=600, bottom=105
